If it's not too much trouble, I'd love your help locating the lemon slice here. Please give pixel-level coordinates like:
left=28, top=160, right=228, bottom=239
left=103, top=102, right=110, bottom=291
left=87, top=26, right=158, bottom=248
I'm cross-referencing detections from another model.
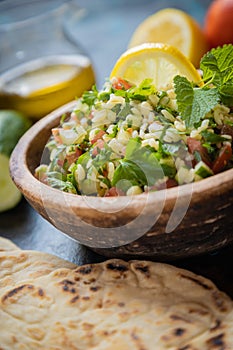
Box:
left=110, top=43, right=202, bottom=89
left=128, top=8, right=209, bottom=67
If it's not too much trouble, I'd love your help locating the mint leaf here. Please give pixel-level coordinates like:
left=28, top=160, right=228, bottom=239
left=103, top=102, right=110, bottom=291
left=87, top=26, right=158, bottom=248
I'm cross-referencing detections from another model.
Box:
left=200, top=44, right=233, bottom=105
left=174, top=76, right=220, bottom=128
left=200, top=44, right=233, bottom=87
left=201, top=130, right=229, bottom=143
left=125, top=137, right=141, bottom=158
left=112, top=160, right=145, bottom=191
left=47, top=172, right=77, bottom=194
left=219, top=81, right=233, bottom=106
left=112, top=139, right=164, bottom=188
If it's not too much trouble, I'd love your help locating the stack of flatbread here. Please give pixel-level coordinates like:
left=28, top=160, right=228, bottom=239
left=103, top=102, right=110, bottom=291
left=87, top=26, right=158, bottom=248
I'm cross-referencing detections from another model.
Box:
left=0, top=236, right=233, bottom=350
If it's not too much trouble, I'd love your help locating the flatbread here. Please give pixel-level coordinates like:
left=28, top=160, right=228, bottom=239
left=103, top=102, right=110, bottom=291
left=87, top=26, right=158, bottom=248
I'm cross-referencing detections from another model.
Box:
left=0, top=236, right=21, bottom=251
left=0, top=259, right=232, bottom=349
left=0, top=249, right=76, bottom=292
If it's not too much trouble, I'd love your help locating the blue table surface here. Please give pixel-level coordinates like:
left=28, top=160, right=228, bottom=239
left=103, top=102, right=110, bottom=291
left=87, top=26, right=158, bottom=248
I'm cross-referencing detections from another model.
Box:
left=1, top=0, right=233, bottom=298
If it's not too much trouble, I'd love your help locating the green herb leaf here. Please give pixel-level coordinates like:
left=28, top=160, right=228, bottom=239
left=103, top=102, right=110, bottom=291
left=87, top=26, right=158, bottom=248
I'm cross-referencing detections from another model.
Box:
left=81, top=85, right=98, bottom=106
left=113, top=139, right=164, bottom=188
left=128, top=78, right=156, bottom=101
left=201, top=130, right=229, bottom=143
left=92, top=144, right=113, bottom=169
left=77, top=151, right=91, bottom=167
left=47, top=172, right=77, bottom=194
left=219, top=81, right=233, bottom=106
left=200, top=44, right=233, bottom=105
left=200, top=44, right=233, bottom=87
left=112, top=160, right=145, bottom=191
left=117, top=102, right=132, bottom=120
left=160, top=163, right=176, bottom=178
left=174, top=75, right=220, bottom=128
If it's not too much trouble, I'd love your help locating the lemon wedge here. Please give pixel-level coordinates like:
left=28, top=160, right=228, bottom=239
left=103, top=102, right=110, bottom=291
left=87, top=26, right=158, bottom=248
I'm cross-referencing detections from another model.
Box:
left=110, top=43, right=202, bottom=89
left=128, top=8, right=209, bottom=67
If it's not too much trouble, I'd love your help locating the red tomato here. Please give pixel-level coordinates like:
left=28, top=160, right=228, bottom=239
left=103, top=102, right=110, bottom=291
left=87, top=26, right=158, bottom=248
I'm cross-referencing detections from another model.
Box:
left=204, top=0, right=233, bottom=48
left=147, top=178, right=178, bottom=192
left=187, top=137, right=212, bottom=167
left=212, top=144, right=232, bottom=174
left=104, top=187, right=125, bottom=197
left=52, top=128, right=62, bottom=144
left=65, top=148, right=82, bottom=166
left=112, top=78, right=133, bottom=90
left=90, top=130, right=106, bottom=144
left=92, top=139, right=105, bottom=157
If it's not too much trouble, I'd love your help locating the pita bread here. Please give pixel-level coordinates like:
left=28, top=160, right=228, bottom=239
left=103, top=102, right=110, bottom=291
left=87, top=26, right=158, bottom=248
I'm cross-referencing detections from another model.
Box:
left=0, top=236, right=21, bottom=251
left=0, top=259, right=232, bottom=349
left=0, top=249, right=76, bottom=292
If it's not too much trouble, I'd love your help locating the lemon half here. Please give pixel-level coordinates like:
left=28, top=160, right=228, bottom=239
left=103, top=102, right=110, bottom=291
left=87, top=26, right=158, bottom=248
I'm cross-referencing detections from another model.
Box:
left=128, top=8, right=209, bottom=68
left=110, top=43, right=202, bottom=90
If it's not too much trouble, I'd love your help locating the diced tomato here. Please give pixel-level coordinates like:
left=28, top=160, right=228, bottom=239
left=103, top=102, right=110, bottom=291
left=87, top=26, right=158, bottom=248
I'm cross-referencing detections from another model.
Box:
left=91, top=130, right=106, bottom=144
left=104, top=187, right=125, bottom=197
left=147, top=178, right=178, bottom=192
left=65, top=148, right=83, bottom=166
left=112, top=77, right=133, bottom=90
left=187, top=137, right=212, bottom=167
left=102, top=169, right=108, bottom=177
left=92, top=139, right=105, bottom=157
left=164, top=178, right=178, bottom=189
left=52, top=128, right=62, bottom=144
left=221, top=124, right=233, bottom=139
left=212, top=144, right=232, bottom=174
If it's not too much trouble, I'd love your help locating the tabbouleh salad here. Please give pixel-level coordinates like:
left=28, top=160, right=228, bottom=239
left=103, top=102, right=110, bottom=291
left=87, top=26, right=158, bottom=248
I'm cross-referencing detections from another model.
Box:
left=35, top=45, right=233, bottom=197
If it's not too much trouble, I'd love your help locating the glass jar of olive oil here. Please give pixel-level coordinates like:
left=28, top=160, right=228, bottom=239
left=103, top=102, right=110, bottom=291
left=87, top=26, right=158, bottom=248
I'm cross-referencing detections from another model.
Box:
left=0, top=0, right=95, bottom=119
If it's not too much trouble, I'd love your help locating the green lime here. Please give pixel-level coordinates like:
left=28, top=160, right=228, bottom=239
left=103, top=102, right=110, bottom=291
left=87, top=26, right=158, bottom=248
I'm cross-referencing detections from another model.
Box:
left=0, top=109, right=32, bottom=212
left=0, top=109, right=32, bottom=157
left=0, top=153, right=22, bottom=212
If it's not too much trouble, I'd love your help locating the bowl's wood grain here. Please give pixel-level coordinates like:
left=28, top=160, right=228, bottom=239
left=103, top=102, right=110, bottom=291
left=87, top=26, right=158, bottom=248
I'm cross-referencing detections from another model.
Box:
left=10, top=101, right=233, bottom=261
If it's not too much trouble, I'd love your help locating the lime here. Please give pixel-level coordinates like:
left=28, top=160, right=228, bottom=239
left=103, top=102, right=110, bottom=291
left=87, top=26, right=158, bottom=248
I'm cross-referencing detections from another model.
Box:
left=0, top=153, right=22, bottom=212
left=0, top=109, right=32, bottom=212
left=0, top=109, right=32, bottom=157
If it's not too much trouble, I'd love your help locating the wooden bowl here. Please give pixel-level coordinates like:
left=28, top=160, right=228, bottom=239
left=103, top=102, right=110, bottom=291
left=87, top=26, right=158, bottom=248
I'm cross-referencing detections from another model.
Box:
left=10, top=101, right=233, bottom=261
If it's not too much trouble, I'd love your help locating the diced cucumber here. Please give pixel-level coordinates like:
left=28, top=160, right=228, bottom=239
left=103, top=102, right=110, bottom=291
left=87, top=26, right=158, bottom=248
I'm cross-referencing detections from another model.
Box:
left=194, top=161, right=213, bottom=178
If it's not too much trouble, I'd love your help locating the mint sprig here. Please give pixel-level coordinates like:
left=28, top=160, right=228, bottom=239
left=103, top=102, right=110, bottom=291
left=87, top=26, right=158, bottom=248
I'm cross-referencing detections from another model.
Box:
left=112, top=138, right=164, bottom=189
left=174, top=44, right=233, bottom=128
left=200, top=44, right=233, bottom=105
left=200, top=44, right=233, bottom=87
left=174, top=76, right=220, bottom=128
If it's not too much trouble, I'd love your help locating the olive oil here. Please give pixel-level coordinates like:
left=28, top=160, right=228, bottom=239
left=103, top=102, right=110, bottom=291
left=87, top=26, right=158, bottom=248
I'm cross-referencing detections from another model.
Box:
left=0, top=55, right=95, bottom=119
